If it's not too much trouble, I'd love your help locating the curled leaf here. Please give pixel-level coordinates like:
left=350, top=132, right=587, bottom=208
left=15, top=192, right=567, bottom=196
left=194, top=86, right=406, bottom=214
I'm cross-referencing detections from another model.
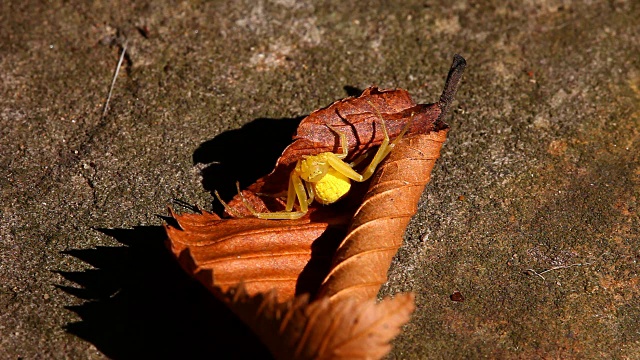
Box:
left=166, top=209, right=328, bottom=301
left=164, top=54, right=466, bottom=359
left=246, top=87, right=448, bottom=197
left=216, top=283, right=415, bottom=360
left=317, top=129, right=450, bottom=303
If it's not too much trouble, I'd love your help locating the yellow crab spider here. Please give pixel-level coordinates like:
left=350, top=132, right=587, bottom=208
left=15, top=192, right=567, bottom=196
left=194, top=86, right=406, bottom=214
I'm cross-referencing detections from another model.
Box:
left=215, top=103, right=411, bottom=220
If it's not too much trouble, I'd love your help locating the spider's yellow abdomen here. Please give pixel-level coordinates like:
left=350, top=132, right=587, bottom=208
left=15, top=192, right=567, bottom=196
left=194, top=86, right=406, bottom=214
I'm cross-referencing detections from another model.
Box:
left=312, top=168, right=351, bottom=205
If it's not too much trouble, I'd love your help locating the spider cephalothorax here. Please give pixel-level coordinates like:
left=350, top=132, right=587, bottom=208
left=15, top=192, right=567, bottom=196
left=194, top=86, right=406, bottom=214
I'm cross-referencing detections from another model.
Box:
left=216, top=103, right=410, bottom=220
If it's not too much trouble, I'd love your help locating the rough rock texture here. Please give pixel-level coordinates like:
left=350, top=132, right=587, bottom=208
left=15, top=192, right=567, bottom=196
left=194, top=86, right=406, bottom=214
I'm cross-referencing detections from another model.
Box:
left=1, top=0, right=638, bottom=359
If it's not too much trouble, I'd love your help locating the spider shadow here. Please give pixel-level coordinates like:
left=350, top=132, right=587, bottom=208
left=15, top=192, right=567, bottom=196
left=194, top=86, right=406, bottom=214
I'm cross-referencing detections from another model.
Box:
left=57, top=226, right=272, bottom=359
left=193, top=116, right=303, bottom=213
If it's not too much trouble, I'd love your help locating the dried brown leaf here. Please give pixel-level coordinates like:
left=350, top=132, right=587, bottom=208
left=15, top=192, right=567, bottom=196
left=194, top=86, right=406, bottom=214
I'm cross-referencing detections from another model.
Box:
left=317, top=129, right=449, bottom=302
left=217, top=283, right=415, bottom=360
left=165, top=208, right=341, bottom=301
left=246, top=86, right=447, bottom=197
left=164, top=54, right=466, bottom=359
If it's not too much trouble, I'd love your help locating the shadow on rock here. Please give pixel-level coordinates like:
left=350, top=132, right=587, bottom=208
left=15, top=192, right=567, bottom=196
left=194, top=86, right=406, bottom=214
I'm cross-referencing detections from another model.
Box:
left=57, top=226, right=272, bottom=359
left=193, top=116, right=303, bottom=213
left=343, top=85, right=364, bottom=97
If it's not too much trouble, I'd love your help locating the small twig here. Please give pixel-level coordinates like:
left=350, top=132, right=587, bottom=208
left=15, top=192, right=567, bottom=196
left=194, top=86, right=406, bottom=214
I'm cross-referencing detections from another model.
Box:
left=102, top=40, right=128, bottom=119
left=525, top=262, right=594, bottom=281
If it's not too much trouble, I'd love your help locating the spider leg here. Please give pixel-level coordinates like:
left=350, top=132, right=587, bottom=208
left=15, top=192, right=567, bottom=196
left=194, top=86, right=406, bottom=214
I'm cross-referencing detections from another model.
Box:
left=357, top=102, right=412, bottom=181
left=349, top=150, right=372, bottom=168
left=235, top=169, right=308, bottom=220
left=236, top=181, right=260, bottom=214
left=251, top=179, right=307, bottom=219
left=375, top=111, right=412, bottom=160
left=389, top=112, right=412, bottom=149
left=326, top=124, right=349, bottom=159
left=249, top=208, right=307, bottom=220
left=304, top=180, right=315, bottom=205
left=323, top=152, right=365, bottom=181
left=284, top=172, right=297, bottom=211
left=286, top=170, right=309, bottom=213
left=292, top=171, right=310, bottom=212
left=356, top=102, right=390, bottom=181
left=214, top=189, right=245, bottom=218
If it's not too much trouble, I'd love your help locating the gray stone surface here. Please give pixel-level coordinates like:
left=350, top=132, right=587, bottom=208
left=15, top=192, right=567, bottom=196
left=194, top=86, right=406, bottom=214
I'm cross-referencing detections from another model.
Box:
left=1, top=0, right=638, bottom=358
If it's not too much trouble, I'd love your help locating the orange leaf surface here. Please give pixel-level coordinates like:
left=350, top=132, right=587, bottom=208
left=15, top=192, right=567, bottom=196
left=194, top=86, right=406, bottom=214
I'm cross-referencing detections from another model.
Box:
left=317, top=129, right=449, bottom=303
left=214, top=283, right=416, bottom=360
left=166, top=208, right=344, bottom=300
left=165, top=54, right=466, bottom=359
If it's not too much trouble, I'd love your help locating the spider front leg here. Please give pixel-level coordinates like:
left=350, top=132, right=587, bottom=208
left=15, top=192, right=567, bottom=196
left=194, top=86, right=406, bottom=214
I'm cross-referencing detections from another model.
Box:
left=359, top=102, right=412, bottom=181
left=317, top=124, right=369, bottom=182
left=238, top=170, right=309, bottom=220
